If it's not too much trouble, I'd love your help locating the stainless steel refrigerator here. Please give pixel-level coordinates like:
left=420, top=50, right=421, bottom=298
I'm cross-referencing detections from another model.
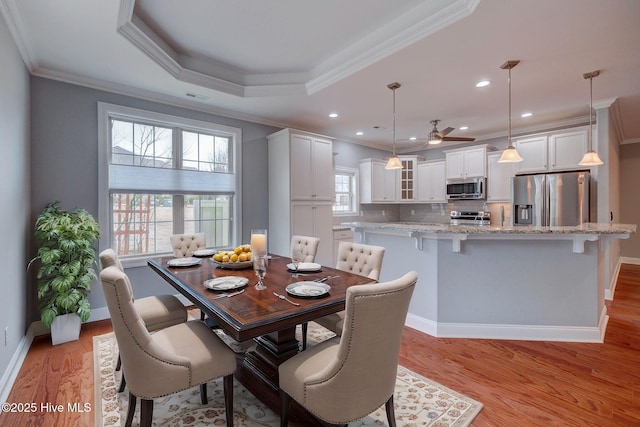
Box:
left=511, top=171, right=590, bottom=226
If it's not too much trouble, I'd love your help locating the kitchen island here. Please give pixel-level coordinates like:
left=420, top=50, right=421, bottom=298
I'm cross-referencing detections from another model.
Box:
left=343, top=221, right=636, bottom=342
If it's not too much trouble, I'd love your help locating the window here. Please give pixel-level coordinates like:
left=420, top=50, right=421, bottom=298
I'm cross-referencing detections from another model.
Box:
left=98, top=103, right=242, bottom=266
left=333, top=167, right=358, bottom=215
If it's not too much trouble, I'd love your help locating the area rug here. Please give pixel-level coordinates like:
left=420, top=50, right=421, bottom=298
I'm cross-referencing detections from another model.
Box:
left=94, top=324, right=482, bottom=426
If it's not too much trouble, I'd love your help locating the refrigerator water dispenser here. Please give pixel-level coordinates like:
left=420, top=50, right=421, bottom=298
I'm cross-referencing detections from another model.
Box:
left=515, top=204, right=533, bottom=225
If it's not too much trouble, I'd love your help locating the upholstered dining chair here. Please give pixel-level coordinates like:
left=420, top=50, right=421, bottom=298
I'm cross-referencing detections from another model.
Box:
left=100, top=265, right=237, bottom=427
left=290, top=235, right=320, bottom=262
left=301, top=241, right=385, bottom=347
left=279, top=271, right=417, bottom=427
left=99, top=249, right=187, bottom=392
left=289, top=235, right=320, bottom=350
left=170, top=233, right=207, bottom=258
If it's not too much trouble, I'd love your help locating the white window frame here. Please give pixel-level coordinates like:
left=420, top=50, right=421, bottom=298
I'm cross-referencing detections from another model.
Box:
left=98, top=102, right=242, bottom=267
left=333, top=166, right=359, bottom=216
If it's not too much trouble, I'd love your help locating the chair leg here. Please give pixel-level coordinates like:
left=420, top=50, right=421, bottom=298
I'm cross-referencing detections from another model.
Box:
left=200, top=383, right=208, bottom=405
left=223, top=374, right=234, bottom=427
left=115, top=353, right=122, bottom=371
left=200, top=310, right=206, bottom=320
left=301, top=322, right=308, bottom=350
left=280, top=390, right=291, bottom=427
left=385, top=395, right=396, bottom=427
left=118, top=371, right=126, bottom=393
left=140, top=398, right=154, bottom=427
left=125, top=392, right=136, bottom=427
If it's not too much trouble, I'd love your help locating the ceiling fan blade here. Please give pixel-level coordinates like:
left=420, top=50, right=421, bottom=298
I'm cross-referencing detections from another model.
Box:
left=439, top=127, right=455, bottom=137
left=441, top=137, right=476, bottom=142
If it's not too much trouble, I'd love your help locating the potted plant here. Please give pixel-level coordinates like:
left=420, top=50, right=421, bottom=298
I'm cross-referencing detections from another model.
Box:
left=29, top=202, right=100, bottom=345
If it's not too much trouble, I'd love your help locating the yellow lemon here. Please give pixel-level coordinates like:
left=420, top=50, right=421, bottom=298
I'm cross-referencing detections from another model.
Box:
left=234, top=247, right=242, bottom=255
left=246, top=251, right=252, bottom=261
left=238, top=253, right=248, bottom=262
left=230, top=253, right=239, bottom=262
left=213, top=253, right=223, bottom=262
left=222, top=254, right=230, bottom=262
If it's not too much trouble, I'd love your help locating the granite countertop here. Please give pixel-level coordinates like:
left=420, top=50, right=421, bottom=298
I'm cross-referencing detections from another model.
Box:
left=342, top=221, right=637, bottom=236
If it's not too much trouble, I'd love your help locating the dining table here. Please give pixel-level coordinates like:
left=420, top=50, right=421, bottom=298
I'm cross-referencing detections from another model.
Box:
left=147, top=253, right=375, bottom=416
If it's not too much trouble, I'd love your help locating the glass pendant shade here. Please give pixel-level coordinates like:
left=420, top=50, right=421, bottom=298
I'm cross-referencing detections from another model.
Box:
left=385, top=155, right=403, bottom=169
left=498, top=145, right=523, bottom=163
left=578, top=150, right=603, bottom=166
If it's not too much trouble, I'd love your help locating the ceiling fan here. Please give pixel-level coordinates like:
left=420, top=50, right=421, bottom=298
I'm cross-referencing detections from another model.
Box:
left=427, top=120, right=475, bottom=145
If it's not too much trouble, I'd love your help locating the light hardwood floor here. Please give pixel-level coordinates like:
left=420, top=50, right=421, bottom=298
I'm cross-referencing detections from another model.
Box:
left=1, top=263, right=639, bottom=426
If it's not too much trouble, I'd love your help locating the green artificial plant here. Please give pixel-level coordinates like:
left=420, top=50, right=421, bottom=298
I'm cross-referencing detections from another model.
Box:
left=30, top=202, right=101, bottom=328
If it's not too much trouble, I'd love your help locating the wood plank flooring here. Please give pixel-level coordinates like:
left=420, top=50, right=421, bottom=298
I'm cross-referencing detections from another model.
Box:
left=1, top=263, right=639, bottom=426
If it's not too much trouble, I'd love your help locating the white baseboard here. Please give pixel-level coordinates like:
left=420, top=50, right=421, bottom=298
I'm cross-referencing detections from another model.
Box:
left=606, top=257, right=640, bottom=300
left=0, top=325, right=37, bottom=404
left=405, top=308, right=607, bottom=343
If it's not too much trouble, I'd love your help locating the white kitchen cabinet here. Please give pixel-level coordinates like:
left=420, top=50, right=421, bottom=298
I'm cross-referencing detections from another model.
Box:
left=487, top=151, right=518, bottom=202
left=359, top=159, right=396, bottom=203
left=333, top=228, right=353, bottom=265
left=291, top=202, right=333, bottom=266
left=514, top=127, right=589, bottom=174
left=268, top=128, right=334, bottom=265
left=444, top=145, right=493, bottom=179
left=288, top=132, right=334, bottom=200
left=397, top=156, right=422, bottom=202
left=417, top=160, right=446, bottom=203
left=360, top=156, right=423, bottom=203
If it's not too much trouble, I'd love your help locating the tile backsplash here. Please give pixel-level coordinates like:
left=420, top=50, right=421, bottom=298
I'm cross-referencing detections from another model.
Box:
left=336, top=201, right=512, bottom=227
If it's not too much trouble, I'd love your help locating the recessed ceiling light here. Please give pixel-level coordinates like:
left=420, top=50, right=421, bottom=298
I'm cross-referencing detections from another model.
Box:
left=409, top=137, right=417, bottom=141
left=459, top=126, right=469, bottom=130
left=475, top=80, right=490, bottom=88
left=328, top=112, right=339, bottom=118
left=356, top=131, right=364, bottom=136
left=521, top=112, right=532, bottom=118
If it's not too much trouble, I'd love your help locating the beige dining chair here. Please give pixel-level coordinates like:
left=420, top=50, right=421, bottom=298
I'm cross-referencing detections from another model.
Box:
left=302, top=241, right=385, bottom=347
left=170, top=233, right=206, bottom=257
left=100, top=265, right=237, bottom=427
left=290, top=235, right=320, bottom=262
left=99, top=248, right=187, bottom=392
left=279, top=271, right=417, bottom=427
left=289, top=235, right=320, bottom=350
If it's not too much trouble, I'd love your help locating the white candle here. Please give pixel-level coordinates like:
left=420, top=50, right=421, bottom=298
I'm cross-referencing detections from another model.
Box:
left=251, top=233, right=267, bottom=255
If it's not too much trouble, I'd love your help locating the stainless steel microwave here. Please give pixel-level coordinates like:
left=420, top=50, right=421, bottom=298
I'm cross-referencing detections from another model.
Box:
left=446, top=177, right=486, bottom=200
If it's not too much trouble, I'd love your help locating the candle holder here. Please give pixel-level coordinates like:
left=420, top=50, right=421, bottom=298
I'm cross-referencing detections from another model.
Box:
left=250, top=229, right=268, bottom=290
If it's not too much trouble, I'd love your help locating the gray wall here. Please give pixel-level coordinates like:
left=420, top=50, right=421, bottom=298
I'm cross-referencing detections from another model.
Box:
left=29, top=77, right=279, bottom=321
left=0, top=18, right=30, bottom=378
left=620, top=143, right=640, bottom=258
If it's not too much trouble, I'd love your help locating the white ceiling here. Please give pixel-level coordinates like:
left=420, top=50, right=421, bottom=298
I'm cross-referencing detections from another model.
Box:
left=3, top=0, right=640, bottom=151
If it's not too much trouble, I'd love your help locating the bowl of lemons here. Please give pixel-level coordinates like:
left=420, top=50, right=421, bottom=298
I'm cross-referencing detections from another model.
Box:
left=212, top=245, right=253, bottom=269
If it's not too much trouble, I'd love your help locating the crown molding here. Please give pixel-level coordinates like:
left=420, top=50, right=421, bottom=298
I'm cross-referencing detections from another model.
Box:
left=0, top=0, right=38, bottom=71
left=117, top=0, right=478, bottom=98
left=306, top=0, right=480, bottom=94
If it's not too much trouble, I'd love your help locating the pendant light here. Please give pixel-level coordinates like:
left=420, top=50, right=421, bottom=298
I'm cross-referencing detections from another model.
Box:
left=385, top=82, right=403, bottom=170
left=578, top=70, right=604, bottom=166
left=498, top=60, right=524, bottom=163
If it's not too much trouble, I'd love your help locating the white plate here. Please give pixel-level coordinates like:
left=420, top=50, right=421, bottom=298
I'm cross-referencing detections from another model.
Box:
left=203, top=276, right=249, bottom=291
left=167, top=257, right=202, bottom=267
left=192, top=249, right=216, bottom=257
left=286, top=281, right=330, bottom=298
left=286, top=262, right=322, bottom=272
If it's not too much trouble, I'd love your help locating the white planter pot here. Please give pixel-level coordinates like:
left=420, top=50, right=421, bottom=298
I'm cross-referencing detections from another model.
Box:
left=50, top=313, right=81, bottom=345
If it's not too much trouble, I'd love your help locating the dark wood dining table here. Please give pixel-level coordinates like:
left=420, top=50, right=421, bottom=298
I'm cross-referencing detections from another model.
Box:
left=147, top=254, right=375, bottom=416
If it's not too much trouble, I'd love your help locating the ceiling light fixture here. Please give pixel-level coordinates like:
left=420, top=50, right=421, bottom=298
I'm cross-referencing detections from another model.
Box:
left=385, top=82, right=403, bottom=170
left=459, top=126, right=469, bottom=130
left=521, top=112, right=532, bottom=118
left=328, top=112, right=338, bottom=118
left=498, top=60, right=524, bottom=163
left=356, top=131, right=364, bottom=136
left=578, top=70, right=604, bottom=166
left=476, top=80, right=490, bottom=88
left=427, top=120, right=442, bottom=144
